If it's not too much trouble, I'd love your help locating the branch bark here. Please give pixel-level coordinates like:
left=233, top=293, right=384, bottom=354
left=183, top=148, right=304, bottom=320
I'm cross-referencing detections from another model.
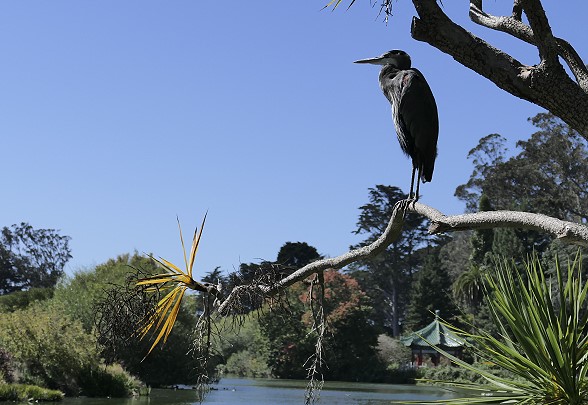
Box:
left=468, top=1, right=588, bottom=92
left=216, top=201, right=588, bottom=314
left=410, top=0, right=588, bottom=136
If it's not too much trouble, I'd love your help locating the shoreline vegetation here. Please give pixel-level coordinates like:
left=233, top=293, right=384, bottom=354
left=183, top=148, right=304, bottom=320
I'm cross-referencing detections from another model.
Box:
left=0, top=383, right=64, bottom=402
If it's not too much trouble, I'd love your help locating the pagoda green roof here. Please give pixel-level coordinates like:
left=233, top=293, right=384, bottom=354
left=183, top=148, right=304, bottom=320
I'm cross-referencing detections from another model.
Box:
left=400, top=313, right=464, bottom=348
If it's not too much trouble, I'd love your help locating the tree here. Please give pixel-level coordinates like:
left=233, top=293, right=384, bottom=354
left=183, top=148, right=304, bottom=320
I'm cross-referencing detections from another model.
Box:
left=456, top=114, right=588, bottom=223
left=276, top=242, right=321, bottom=269
left=350, top=185, right=429, bottom=336
left=453, top=195, right=494, bottom=312
left=260, top=269, right=384, bottom=381
left=405, top=247, right=457, bottom=332
left=0, top=223, right=71, bottom=294
left=454, top=114, right=588, bottom=256
left=331, top=0, right=588, bottom=133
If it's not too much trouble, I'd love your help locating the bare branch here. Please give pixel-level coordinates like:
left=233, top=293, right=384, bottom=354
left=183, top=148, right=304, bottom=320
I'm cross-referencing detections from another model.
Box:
left=217, top=200, right=411, bottom=314
left=409, top=202, right=588, bottom=246
left=469, top=2, right=588, bottom=92
left=217, top=200, right=588, bottom=314
left=518, top=0, right=559, bottom=66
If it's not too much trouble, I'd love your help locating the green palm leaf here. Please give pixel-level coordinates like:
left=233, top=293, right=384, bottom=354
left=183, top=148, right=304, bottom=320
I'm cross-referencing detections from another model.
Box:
left=410, top=253, right=588, bottom=404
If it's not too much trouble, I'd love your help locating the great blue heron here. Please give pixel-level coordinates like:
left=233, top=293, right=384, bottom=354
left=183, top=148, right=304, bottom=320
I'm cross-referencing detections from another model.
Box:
left=355, top=50, right=439, bottom=201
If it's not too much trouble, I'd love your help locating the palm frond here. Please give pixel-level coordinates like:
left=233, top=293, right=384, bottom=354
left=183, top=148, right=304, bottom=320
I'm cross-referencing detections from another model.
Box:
left=414, top=252, right=588, bottom=403
left=135, top=215, right=208, bottom=358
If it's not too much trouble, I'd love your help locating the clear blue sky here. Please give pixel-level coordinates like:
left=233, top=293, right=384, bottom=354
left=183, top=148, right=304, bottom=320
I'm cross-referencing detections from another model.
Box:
left=1, top=2, right=586, bottom=277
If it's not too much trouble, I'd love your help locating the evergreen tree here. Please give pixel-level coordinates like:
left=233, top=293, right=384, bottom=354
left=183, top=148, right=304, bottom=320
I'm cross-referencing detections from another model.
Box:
left=349, top=185, right=429, bottom=336
left=405, top=249, right=457, bottom=332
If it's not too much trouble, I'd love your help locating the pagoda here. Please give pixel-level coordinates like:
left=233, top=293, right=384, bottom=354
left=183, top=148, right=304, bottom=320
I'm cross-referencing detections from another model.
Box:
left=400, top=310, right=464, bottom=367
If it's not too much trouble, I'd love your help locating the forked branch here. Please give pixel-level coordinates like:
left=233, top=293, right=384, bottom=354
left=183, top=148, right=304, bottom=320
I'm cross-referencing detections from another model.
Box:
left=410, top=0, right=588, bottom=136
left=469, top=0, right=588, bottom=91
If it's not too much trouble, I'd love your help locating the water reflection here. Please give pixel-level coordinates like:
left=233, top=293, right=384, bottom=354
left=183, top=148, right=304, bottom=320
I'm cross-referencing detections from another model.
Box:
left=61, top=378, right=462, bottom=404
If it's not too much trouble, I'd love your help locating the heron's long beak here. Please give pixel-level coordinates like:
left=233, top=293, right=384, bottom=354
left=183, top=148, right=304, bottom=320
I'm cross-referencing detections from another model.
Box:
left=353, top=56, right=386, bottom=65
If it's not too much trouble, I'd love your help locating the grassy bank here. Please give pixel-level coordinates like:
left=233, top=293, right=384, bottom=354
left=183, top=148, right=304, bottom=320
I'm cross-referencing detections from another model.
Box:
left=0, top=383, right=64, bottom=402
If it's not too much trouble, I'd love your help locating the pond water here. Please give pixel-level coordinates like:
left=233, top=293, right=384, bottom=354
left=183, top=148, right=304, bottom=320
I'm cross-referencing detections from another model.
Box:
left=62, top=378, right=464, bottom=404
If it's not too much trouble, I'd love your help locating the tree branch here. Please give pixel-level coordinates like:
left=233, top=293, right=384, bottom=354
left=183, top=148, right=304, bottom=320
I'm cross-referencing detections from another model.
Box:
left=469, top=1, right=588, bottom=92
left=216, top=200, right=588, bottom=314
left=518, top=0, right=559, bottom=67
left=410, top=0, right=588, bottom=136
left=217, top=200, right=410, bottom=314
left=409, top=202, right=588, bottom=245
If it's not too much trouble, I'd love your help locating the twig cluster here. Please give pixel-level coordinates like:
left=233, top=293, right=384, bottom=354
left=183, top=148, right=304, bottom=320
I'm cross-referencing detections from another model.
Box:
left=94, top=269, right=160, bottom=363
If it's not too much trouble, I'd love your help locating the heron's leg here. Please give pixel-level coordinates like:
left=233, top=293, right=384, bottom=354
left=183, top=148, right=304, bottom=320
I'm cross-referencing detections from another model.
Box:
left=409, top=166, right=416, bottom=199
left=415, top=168, right=421, bottom=201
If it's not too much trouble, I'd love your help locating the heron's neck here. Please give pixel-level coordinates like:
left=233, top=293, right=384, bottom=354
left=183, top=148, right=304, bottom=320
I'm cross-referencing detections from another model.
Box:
left=379, top=64, right=403, bottom=80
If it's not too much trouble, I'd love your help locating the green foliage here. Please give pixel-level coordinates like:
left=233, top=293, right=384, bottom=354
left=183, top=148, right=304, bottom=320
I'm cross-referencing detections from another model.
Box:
left=0, top=383, right=64, bottom=401
left=350, top=185, right=430, bottom=336
left=491, top=228, right=526, bottom=262
left=0, top=301, right=99, bottom=395
left=213, top=315, right=271, bottom=374
left=405, top=252, right=457, bottom=332
left=422, top=254, right=588, bottom=404
left=456, top=114, right=588, bottom=254
left=90, top=253, right=201, bottom=387
left=0, top=223, right=71, bottom=294
left=53, top=253, right=157, bottom=332
left=259, top=303, right=313, bottom=379
left=419, top=364, right=516, bottom=387
left=0, top=287, right=54, bottom=313
left=276, top=242, right=321, bottom=268
left=469, top=194, right=494, bottom=266
left=260, top=269, right=386, bottom=382
left=223, top=350, right=272, bottom=378
left=77, top=364, right=141, bottom=397
left=0, top=347, right=15, bottom=383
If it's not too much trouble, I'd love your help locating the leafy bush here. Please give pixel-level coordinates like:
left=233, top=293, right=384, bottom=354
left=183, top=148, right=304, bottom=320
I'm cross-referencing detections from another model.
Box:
left=0, top=347, right=15, bottom=383
left=0, top=301, right=99, bottom=395
left=419, top=363, right=517, bottom=386
left=376, top=334, right=411, bottom=368
left=0, top=383, right=64, bottom=401
left=223, top=350, right=272, bottom=378
left=0, top=287, right=54, bottom=313
left=385, top=367, right=421, bottom=384
left=78, top=364, right=141, bottom=397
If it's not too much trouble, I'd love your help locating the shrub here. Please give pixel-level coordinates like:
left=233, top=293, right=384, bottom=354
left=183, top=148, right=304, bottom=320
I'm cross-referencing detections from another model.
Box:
left=0, top=301, right=99, bottom=394
left=376, top=334, right=411, bottom=368
left=0, top=347, right=15, bottom=383
left=0, top=383, right=64, bottom=401
left=78, top=364, right=141, bottom=397
left=0, top=287, right=54, bottom=313
left=223, top=350, right=271, bottom=378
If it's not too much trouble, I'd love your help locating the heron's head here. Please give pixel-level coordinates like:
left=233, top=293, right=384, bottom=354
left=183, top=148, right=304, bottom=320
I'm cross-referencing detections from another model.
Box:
left=354, top=50, right=411, bottom=70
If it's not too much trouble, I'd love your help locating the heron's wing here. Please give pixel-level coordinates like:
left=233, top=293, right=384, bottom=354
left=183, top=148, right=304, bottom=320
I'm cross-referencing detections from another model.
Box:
left=397, top=70, right=438, bottom=142
left=397, top=69, right=439, bottom=180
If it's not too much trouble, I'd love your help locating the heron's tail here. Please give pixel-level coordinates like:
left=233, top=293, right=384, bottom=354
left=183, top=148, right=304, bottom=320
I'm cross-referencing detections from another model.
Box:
left=420, top=161, right=435, bottom=183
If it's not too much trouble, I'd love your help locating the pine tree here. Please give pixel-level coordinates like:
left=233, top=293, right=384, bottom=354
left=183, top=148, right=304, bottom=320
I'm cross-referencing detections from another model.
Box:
left=405, top=250, right=456, bottom=332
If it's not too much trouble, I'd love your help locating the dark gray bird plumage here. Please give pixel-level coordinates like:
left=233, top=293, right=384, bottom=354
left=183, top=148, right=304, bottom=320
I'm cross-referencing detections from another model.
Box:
left=355, top=50, right=439, bottom=200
